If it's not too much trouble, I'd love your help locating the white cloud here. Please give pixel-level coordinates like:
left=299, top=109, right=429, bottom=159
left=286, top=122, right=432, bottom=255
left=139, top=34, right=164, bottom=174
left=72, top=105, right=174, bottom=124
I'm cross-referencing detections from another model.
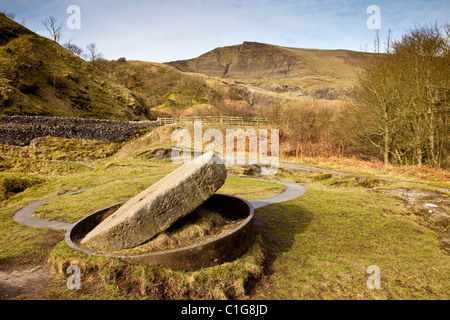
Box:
left=1, top=0, right=448, bottom=61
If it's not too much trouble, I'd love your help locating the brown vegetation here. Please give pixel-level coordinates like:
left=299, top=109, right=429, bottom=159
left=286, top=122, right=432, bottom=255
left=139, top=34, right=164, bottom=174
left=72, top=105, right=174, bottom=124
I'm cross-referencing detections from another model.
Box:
left=350, top=24, right=449, bottom=169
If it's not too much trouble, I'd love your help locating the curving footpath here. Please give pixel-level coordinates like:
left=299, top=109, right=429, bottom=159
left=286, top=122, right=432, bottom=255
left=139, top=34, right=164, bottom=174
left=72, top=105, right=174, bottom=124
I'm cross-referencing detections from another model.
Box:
left=13, top=189, right=91, bottom=230
left=12, top=179, right=306, bottom=231
left=13, top=161, right=448, bottom=231
left=246, top=178, right=306, bottom=209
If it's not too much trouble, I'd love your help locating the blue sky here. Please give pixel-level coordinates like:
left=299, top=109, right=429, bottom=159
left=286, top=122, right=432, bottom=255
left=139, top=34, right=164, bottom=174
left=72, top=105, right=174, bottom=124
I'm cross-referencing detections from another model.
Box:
left=1, top=0, right=449, bottom=62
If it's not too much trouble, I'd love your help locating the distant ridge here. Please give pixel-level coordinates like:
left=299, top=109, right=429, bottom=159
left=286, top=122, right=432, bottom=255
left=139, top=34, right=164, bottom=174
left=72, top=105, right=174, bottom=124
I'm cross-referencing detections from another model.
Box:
left=167, top=41, right=374, bottom=88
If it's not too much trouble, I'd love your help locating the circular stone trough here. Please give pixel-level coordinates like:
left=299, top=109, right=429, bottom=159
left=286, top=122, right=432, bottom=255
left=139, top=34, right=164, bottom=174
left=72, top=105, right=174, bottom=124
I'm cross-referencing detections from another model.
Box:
left=65, top=194, right=255, bottom=271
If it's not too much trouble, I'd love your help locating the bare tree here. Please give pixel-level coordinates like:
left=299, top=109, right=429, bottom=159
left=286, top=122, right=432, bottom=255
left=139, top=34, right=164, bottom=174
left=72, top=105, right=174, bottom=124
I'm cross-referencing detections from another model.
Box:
left=391, top=24, right=449, bottom=167
left=1, top=10, right=15, bottom=20
left=42, top=16, right=62, bottom=43
left=353, top=53, right=401, bottom=166
left=84, top=43, right=103, bottom=65
left=63, top=40, right=84, bottom=57
left=352, top=23, right=450, bottom=168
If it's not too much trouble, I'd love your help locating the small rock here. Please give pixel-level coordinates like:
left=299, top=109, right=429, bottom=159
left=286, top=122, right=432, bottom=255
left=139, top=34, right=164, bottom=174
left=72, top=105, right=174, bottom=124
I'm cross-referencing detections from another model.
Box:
left=30, top=137, right=41, bottom=149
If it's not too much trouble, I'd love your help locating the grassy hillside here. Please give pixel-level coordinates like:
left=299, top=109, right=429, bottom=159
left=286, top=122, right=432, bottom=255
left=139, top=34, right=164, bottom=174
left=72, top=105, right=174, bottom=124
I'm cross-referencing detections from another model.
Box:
left=96, top=59, right=249, bottom=117
left=167, top=41, right=374, bottom=89
left=0, top=14, right=143, bottom=120
left=0, top=14, right=371, bottom=119
left=0, top=13, right=243, bottom=119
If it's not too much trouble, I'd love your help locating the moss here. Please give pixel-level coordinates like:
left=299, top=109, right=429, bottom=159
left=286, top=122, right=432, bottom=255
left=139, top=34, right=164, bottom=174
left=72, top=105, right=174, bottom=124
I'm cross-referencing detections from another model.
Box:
left=0, top=174, right=45, bottom=201
left=0, top=137, right=121, bottom=163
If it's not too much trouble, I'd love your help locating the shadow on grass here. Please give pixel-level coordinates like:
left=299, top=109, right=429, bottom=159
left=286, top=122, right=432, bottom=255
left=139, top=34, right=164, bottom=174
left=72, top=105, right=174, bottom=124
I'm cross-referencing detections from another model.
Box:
left=254, top=202, right=312, bottom=274
left=0, top=281, right=23, bottom=300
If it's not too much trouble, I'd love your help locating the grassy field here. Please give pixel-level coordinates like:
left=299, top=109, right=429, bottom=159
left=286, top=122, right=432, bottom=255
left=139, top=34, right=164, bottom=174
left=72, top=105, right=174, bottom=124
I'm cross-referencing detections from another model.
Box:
left=284, top=155, right=450, bottom=189
left=253, top=178, right=449, bottom=299
left=0, top=133, right=449, bottom=300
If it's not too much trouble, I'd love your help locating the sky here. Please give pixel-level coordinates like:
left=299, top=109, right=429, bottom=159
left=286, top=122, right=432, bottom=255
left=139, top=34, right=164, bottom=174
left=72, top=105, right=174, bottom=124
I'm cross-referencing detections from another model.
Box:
left=1, top=0, right=449, bottom=62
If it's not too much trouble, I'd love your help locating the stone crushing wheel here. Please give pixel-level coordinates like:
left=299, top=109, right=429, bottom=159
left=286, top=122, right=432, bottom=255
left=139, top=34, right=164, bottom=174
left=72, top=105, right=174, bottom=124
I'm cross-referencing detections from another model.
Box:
left=65, top=194, right=255, bottom=271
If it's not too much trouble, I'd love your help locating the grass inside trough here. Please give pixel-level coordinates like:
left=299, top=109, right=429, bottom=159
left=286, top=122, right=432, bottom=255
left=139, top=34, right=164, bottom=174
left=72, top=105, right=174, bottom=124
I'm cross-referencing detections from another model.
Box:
left=79, top=206, right=247, bottom=255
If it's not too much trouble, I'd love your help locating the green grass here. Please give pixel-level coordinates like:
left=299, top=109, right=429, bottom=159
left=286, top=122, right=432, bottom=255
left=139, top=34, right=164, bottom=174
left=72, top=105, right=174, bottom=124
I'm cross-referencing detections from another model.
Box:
left=0, top=137, right=121, bottom=163
left=43, top=167, right=450, bottom=300
left=0, top=179, right=66, bottom=263
left=47, top=234, right=268, bottom=300
left=218, top=177, right=286, bottom=201
left=284, top=158, right=450, bottom=191
left=252, top=182, right=450, bottom=300
left=1, top=134, right=449, bottom=300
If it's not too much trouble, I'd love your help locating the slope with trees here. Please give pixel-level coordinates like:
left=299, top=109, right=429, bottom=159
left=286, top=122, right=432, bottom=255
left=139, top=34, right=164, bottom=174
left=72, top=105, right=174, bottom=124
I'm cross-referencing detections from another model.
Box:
left=351, top=24, right=449, bottom=169
left=0, top=13, right=143, bottom=120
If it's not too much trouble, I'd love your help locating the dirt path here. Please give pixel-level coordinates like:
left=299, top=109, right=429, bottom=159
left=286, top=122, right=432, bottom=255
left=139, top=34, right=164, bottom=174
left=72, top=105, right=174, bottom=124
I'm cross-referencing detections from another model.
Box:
left=0, top=264, right=53, bottom=300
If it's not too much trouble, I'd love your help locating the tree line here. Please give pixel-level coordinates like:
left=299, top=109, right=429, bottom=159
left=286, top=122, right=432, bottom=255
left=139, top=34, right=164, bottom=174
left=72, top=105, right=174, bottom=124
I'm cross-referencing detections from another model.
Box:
left=252, top=24, right=449, bottom=169
left=351, top=23, right=449, bottom=169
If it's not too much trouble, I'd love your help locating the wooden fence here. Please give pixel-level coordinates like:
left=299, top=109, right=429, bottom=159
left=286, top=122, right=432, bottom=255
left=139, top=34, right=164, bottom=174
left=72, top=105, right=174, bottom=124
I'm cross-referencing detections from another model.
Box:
left=156, top=116, right=271, bottom=126
left=156, top=117, right=175, bottom=125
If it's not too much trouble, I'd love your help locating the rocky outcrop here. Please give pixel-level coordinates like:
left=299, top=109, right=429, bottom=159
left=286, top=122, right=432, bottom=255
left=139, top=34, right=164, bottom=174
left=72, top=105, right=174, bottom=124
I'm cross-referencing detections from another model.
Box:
left=167, top=41, right=373, bottom=102
left=81, top=151, right=227, bottom=251
left=167, top=41, right=371, bottom=82
left=168, top=42, right=308, bottom=79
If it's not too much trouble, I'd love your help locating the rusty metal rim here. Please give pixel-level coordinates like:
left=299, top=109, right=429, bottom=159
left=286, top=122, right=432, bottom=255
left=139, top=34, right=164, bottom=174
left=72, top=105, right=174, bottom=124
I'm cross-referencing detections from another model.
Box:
left=65, top=194, right=254, bottom=260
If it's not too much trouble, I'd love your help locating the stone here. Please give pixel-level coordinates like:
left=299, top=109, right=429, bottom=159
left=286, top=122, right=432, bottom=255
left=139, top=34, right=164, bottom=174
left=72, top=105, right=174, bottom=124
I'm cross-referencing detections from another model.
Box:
left=81, top=151, right=227, bottom=251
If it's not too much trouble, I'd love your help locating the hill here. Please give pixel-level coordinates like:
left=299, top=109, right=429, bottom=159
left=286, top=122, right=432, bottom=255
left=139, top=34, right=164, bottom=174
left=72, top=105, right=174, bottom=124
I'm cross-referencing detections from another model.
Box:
left=0, top=13, right=248, bottom=119
left=95, top=59, right=250, bottom=117
left=0, top=14, right=143, bottom=120
left=167, top=41, right=374, bottom=96
left=0, top=13, right=374, bottom=119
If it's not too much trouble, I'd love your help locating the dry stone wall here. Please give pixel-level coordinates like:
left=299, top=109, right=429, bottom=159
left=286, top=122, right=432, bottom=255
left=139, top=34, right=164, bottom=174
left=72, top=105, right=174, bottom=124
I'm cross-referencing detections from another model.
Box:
left=0, top=115, right=159, bottom=146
